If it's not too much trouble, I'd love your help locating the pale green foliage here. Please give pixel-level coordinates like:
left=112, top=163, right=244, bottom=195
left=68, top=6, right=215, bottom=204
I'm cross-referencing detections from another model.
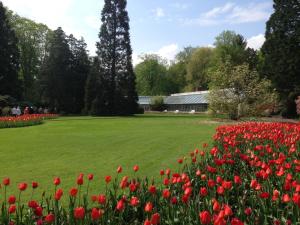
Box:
left=135, top=54, right=168, bottom=95
left=186, top=47, right=214, bottom=91
left=208, top=62, right=278, bottom=119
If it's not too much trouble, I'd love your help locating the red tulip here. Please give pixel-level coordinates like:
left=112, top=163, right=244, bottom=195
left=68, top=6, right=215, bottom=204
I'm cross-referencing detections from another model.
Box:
left=8, top=195, right=16, bottom=204
left=32, top=182, right=38, bottom=189
left=88, top=174, right=94, bottom=180
left=199, top=211, right=211, bottom=224
left=116, top=199, right=125, bottom=211
left=91, top=208, right=102, bottom=220
left=282, top=194, right=290, bottom=203
left=149, top=185, right=156, bottom=194
left=144, top=219, right=151, bottom=225
left=162, top=189, right=170, bottom=199
left=74, top=207, right=85, bottom=220
left=171, top=196, right=178, bottom=204
left=244, top=207, right=252, bottom=216
left=217, top=186, right=225, bottom=195
left=133, top=165, right=139, bottom=172
left=260, top=192, right=270, bottom=199
left=44, top=214, right=55, bottom=223
left=224, top=204, right=233, bottom=217
left=18, top=182, right=27, bottom=191
left=231, top=218, right=244, bottom=225
left=117, top=166, right=122, bottom=173
left=151, top=213, right=160, bottom=225
left=34, top=206, right=43, bottom=217
left=234, top=176, right=242, bottom=185
left=3, top=178, right=10, bottom=186
left=28, top=200, right=38, bottom=208
left=69, top=188, right=78, bottom=197
left=77, top=174, right=84, bottom=185
left=53, top=177, right=61, bottom=186
left=200, top=187, right=208, bottom=197
left=55, top=189, right=63, bottom=201
left=8, top=205, right=16, bottom=214
left=130, top=196, right=140, bottom=206
left=98, top=194, right=106, bottom=205
left=105, top=176, right=112, bottom=184
left=144, top=202, right=153, bottom=212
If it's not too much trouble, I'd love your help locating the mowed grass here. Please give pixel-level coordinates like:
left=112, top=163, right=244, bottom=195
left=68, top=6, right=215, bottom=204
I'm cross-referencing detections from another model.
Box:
left=0, top=114, right=218, bottom=200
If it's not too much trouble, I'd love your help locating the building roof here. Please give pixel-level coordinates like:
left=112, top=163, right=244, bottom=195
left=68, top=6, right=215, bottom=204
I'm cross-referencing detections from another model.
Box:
left=138, top=96, right=153, bottom=105
left=138, top=91, right=208, bottom=105
left=165, top=91, right=208, bottom=104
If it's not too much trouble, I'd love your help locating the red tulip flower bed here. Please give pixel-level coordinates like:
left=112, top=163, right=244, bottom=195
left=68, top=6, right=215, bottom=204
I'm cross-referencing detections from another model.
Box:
left=1, top=122, right=299, bottom=225
left=0, top=114, right=58, bottom=129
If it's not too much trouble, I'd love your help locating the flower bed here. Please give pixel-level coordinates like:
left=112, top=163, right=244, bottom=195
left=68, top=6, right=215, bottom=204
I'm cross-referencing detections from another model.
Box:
left=1, top=122, right=299, bottom=225
left=0, top=114, right=58, bottom=129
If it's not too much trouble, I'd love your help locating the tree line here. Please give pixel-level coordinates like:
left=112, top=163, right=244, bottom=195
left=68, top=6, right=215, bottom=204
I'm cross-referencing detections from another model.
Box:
left=0, top=0, right=138, bottom=115
left=0, top=0, right=299, bottom=117
left=135, top=0, right=300, bottom=118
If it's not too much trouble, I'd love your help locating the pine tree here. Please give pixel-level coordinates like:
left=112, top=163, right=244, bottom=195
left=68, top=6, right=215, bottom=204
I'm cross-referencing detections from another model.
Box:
left=40, top=27, right=72, bottom=112
left=94, top=0, right=138, bottom=115
left=0, top=2, right=21, bottom=99
left=262, top=0, right=300, bottom=98
left=68, top=35, right=90, bottom=114
left=85, top=57, right=100, bottom=114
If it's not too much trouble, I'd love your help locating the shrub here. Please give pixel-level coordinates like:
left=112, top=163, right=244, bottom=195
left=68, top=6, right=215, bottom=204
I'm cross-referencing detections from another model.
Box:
left=150, top=96, right=165, bottom=111
left=208, top=62, right=278, bottom=119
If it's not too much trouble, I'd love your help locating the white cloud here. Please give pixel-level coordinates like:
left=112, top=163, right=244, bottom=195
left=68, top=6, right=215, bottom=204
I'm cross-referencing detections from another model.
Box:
left=154, top=7, right=165, bottom=18
left=247, top=34, right=265, bottom=50
left=204, top=2, right=235, bottom=18
left=133, top=44, right=179, bottom=66
left=182, top=2, right=272, bottom=26
left=156, top=44, right=179, bottom=62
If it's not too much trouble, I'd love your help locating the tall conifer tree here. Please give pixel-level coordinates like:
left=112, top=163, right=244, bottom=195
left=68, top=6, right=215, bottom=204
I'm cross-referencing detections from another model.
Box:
left=262, top=0, right=300, bottom=98
left=40, top=27, right=72, bottom=112
left=0, top=2, right=21, bottom=99
left=93, top=0, right=138, bottom=115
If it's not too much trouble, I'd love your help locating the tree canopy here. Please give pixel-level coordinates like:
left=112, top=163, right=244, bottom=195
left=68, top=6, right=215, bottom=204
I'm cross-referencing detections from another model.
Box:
left=0, top=2, right=21, bottom=99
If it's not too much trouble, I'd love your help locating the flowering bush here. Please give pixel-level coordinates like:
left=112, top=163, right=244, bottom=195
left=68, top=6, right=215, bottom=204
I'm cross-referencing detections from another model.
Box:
left=0, top=122, right=299, bottom=224
left=0, top=114, right=58, bottom=129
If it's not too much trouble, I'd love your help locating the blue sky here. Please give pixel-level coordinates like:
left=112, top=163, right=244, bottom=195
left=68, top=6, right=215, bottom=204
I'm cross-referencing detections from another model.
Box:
left=2, top=0, right=273, bottom=64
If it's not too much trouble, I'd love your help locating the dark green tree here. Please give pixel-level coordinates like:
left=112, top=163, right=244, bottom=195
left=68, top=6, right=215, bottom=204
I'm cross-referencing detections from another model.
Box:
left=94, top=0, right=138, bottom=115
left=67, top=35, right=90, bottom=114
left=0, top=2, right=21, bottom=99
left=262, top=0, right=300, bottom=99
left=85, top=57, right=100, bottom=114
left=39, top=27, right=72, bottom=112
left=213, top=30, right=259, bottom=70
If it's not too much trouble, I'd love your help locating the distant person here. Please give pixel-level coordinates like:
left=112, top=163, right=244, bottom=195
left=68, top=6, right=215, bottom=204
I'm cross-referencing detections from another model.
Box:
left=38, top=107, right=43, bottom=114
left=24, top=106, right=29, bottom=115
left=44, top=108, right=49, bottom=114
left=11, top=106, right=17, bottom=117
left=16, top=106, right=21, bottom=116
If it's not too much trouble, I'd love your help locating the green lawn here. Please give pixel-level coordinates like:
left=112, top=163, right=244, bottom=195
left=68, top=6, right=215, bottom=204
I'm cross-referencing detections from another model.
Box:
left=0, top=114, right=218, bottom=200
